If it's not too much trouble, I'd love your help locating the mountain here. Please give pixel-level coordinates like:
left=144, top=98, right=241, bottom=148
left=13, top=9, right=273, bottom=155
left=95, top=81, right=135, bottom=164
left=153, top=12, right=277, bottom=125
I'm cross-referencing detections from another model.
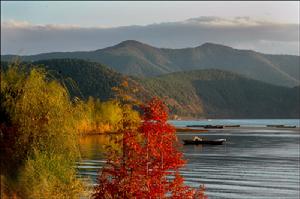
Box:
left=2, top=59, right=298, bottom=118
left=2, top=40, right=299, bottom=87
left=139, top=70, right=299, bottom=118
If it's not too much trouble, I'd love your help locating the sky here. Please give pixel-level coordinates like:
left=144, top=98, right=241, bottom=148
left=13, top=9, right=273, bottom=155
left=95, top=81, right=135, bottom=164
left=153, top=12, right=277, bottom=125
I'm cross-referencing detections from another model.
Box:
left=1, top=1, right=299, bottom=55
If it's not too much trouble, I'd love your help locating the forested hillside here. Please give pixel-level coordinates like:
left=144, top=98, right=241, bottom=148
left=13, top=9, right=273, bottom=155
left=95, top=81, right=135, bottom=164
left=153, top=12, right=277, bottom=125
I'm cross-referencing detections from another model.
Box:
left=2, top=59, right=298, bottom=118
left=2, top=40, right=299, bottom=87
left=1, top=59, right=126, bottom=101
left=139, top=70, right=299, bottom=118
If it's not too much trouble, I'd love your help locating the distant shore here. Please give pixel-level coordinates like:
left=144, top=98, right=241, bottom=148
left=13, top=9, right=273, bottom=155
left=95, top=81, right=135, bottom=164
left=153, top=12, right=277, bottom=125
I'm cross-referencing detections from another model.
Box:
left=175, top=127, right=208, bottom=133
left=222, top=126, right=300, bottom=132
left=176, top=126, right=300, bottom=133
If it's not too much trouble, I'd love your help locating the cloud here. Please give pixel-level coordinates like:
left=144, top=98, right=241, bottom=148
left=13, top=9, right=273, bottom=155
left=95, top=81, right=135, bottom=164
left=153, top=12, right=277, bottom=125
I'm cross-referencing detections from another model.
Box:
left=181, top=16, right=298, bottom=27
left=1, top=20, right=32, bottom=29
left=1, top=16, right=299, bottom=55
left=1, top=20, right=91, bottom=30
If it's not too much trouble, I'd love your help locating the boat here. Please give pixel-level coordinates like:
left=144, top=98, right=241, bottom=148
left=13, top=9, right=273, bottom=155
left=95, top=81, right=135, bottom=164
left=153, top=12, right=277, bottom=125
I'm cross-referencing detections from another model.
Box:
left=266, top=125, right=296, bottom=128
left=183, top=138, right=226, bottom=145
left=224, top=125, right=240, bottom=128
left=186, top=125, right=224, bottom=129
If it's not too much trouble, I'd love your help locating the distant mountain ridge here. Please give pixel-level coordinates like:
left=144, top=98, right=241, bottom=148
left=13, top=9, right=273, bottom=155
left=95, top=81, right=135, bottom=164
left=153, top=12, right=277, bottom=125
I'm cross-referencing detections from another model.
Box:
left=1, top=59, right=298, bottom=118
left=2, top=40, right=299, bottom=87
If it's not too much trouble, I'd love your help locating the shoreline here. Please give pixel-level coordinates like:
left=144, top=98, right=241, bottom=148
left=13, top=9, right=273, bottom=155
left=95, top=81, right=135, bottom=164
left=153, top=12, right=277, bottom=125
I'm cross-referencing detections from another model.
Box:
left=80, top=126, right=300, bottom=136
left=169, top=118, right=300, bottom=121
left=177, top=126, right=300, bottom=133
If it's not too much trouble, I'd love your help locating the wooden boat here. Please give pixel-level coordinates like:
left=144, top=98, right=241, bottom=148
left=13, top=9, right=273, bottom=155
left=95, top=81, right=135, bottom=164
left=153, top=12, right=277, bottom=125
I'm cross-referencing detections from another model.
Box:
left=224, top=125, right=240, bottom=128
left=186, top=125, right=224, bottom=129
left=183, top=139, right=226, bottom=145
left=266, top=125, right=296, bottom=128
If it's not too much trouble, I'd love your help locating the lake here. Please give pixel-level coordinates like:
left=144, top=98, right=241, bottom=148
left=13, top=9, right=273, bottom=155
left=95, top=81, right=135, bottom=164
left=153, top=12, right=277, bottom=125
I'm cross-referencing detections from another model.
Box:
left=77, top=119, right=300, bottom=198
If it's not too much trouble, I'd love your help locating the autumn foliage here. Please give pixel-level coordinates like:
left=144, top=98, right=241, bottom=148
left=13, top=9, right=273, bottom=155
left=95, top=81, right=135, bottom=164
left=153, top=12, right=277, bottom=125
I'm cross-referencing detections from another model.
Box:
left=93, top=97, right=207, bottom=199
left=1, top=65, right=84, bottom=198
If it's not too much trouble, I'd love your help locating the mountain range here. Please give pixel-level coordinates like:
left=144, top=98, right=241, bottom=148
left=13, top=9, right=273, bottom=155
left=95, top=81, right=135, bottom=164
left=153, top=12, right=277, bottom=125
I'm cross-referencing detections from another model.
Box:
left=2, top=40, right=299, bottom=87
left=1, top=58, right=298, bottom=118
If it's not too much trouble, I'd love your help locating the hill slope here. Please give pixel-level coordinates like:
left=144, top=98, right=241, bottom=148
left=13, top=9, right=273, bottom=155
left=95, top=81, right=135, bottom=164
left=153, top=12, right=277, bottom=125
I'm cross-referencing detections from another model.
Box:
left=1, top=59, right=299, bottom=118
left=1, top=59, right=126, bottom=101
left=139, top=69, right=300, bottom=118
left=2, top=40, right=299, bottom=87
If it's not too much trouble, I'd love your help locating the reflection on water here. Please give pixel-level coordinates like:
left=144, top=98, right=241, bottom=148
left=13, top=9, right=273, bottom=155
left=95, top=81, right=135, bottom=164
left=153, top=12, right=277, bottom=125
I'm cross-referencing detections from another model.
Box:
left=79, top=135, right=109, bottom=160
left=77, top=127, right=300, bottom=198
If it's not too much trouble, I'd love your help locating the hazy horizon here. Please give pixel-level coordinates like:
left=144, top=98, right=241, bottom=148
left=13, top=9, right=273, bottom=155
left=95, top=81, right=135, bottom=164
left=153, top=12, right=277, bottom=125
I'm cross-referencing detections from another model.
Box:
left=1, top=1, right=299, bottom=55
left=2, top=39, right=300, bottom=57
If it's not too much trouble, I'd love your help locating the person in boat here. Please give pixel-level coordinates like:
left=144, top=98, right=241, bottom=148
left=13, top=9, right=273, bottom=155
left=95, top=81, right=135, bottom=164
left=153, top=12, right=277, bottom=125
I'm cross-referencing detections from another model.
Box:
left=193, top=136, right=202, bottom=141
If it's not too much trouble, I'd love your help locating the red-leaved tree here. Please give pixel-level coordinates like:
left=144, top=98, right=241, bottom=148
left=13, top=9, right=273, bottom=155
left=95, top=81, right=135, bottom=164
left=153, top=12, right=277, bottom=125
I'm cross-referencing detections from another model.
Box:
left=93, top=97, right=207, bottom=199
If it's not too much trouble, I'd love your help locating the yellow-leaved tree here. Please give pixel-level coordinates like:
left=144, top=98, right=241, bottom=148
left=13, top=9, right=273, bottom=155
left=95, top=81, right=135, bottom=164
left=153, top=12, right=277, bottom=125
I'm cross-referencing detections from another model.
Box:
left=0, top=63, right=85, bottom=198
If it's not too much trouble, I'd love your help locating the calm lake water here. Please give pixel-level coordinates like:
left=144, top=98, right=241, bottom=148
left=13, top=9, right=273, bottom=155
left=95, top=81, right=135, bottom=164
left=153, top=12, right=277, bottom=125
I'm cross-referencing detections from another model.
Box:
left=77, top=119, right=300, bottom=199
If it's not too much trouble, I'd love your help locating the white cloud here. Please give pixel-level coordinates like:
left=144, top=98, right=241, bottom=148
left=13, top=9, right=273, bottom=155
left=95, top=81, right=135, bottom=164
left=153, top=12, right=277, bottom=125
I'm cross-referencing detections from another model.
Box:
left=1, top=20, right=111, bottom=30
left=1, top=19, right=32, bottom=28
left=183, top=16, right=265, bottom=26
left=1, top=17, right=299, bottom=55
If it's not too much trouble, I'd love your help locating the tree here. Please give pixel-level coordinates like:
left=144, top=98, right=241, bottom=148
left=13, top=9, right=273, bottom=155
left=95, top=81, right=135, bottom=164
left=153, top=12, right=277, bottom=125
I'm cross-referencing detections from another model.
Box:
left=93, top=97, right=206, bottom=199
left=0, top=64, right=84, bottom=198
